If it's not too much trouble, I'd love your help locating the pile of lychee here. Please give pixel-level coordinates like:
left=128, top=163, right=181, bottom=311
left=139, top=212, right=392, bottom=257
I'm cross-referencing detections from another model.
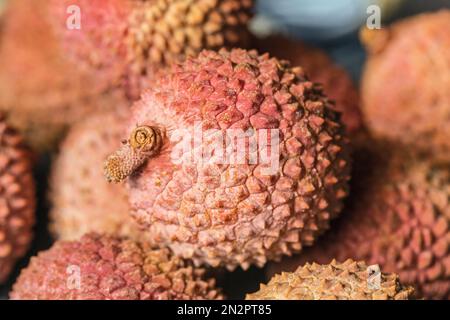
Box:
left=0, top=0, right=449, bottom=300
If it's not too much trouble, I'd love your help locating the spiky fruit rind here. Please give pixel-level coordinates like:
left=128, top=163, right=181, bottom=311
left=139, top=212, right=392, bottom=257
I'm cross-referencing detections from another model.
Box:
left=10, top=233, right=223, bottom=300
left=247, top=259, right=414, bottom=300
left=0, top=114, right=35, bottom=283
left=50, top=0, right=254, bottom=99
left=50, top=110, right=144, bottom=241
left=269, top=140, right=450, bottom=299
left=127, top=0, right=253, bottom=78
left=253, top=35, right=362, bottom=134
left=361, top=10, right=450, bottom=161
left=121, top=48, right=351, bottom=270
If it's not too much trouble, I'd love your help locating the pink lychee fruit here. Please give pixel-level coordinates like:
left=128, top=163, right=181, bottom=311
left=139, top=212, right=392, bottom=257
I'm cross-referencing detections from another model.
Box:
left=104, top=49, right=351, bottom=270
left=49, top=109, right=144, bottom=241
left=10, top=233, right=223, bottom=300
left=0, top=0, right=127, bottom=152
left=49, top=0, right=254, bottom=99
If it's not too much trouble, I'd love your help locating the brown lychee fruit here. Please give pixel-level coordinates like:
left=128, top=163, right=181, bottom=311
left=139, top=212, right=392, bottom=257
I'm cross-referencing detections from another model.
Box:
left=103, top=49, right=351, bottom=270
left=253, top=35, right=362, bottom=134
left=268, top=139, right=450, bottom=299
left=49, top=109, right=144, bottom=241
left=361, top=10, right=450, bottom=161
left=10, top=233, right=223, bottom=300
left=49, top=0, right=254, bottom=100
left=0, top=0, right=126, bottom=152
left=247, top=259, right=415, bottom=300
left=0, top=113, right=35, bottom=284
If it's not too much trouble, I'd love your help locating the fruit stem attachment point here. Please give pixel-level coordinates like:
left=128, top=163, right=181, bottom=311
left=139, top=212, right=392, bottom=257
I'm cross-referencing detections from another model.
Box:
left=104, top=125, right=163, bottom=183
left=359, top=27, right=390, bottom=54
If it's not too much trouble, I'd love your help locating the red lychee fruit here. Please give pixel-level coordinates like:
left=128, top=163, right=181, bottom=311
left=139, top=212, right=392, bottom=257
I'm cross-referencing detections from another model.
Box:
left=361, top=10, right=450, bottom=161
left=268, top=139, right=450, bottom=299
left=0, top=113, right=35, bottom=284
left=247, top=259, right=415, bottom=300
left=10, top=233, right=223, bottom=300
left=253, top=35, right=362, bottom=134
left=104, top=49, right=351, bottom=270
left=0, top=0, right=126, bottom=152
left=49, top=109, right=145, bottom=241
left=49, top=0, right=254, bottom=100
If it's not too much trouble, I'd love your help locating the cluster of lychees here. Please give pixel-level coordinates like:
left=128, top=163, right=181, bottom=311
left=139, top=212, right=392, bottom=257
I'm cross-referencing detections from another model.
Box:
left=0, top=0, right=448, bottom=300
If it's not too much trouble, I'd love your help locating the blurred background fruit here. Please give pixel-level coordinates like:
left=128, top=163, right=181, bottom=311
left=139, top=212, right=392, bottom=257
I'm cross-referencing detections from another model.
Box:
left=0, top=0, right=127, bottom=152
left=254, top=0, right=405, bottom=42
left=1, top=0, right=450, bottom=300
left=49, top=0, right=254, bottom=100
left=268, top=138, right=450, bottom=299
left=361, top=10, right=450, bottom=162
left=49, top=109, right=146, bottom=242
left=0, top=114, right=35, bottom=284
left=0, top=0, right=255, bottom=153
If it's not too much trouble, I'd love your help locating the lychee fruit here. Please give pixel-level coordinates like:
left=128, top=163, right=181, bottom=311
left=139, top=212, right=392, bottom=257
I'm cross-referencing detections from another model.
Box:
left=49, top=109, right=143, bottom=241
left=246, top=259, right=415, bottom=300
left=253, top=35, right=362, bottom=134
left=0, top=113, right=35, bottom=284
left=10, top=233, right=223, bottom=300
left=49, top=0, right=254, bottom=100
left=0, top=0, right=127, bottom=152
left=268, top=139, right=450, bottom=299
left=361, top=10, right=450, bottom=161
left=104, top=49, right=351, bottom=270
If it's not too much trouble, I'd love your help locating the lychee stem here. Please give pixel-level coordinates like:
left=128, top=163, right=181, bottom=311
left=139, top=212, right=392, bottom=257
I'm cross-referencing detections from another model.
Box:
left=359, top=27, right=390, bottom=54
left=104, top=125, right=163, bottom=183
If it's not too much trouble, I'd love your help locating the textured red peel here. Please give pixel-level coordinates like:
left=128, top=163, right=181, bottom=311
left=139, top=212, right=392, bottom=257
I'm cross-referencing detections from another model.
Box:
left=252, top=35, right=362, bottom=135
left=268, top=140, right=450, bottom=300
left=10, top=234, right=223, bottom=300
left=49, top=0, right=254, bottom=99
left=0, top=113, right=35, bottom=284
left=116, top=48, right=351, bottom=270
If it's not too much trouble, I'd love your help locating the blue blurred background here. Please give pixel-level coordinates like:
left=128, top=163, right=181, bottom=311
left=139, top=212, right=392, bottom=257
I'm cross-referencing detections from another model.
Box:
left=254, top=0, right=450, bottom=82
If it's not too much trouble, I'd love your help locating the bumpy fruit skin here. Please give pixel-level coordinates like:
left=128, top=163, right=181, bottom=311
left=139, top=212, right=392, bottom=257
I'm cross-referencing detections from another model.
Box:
left=253, top=35, right=362, bottom=134
left=246, top=259, right=414, bottom=300
left=0, top=114, right=35, bottom=284
left=361, top=10, right=450, bottom=161
left=268, top=140, right=450, bottom=299
left=247, top=259, right=414, bottom=300
left=50, top=0, right=253, bottom=100
left=0, top=0, right=126, bottom=152
left=105, top=49, right=351, bottom=270
left=50, top=110, right=145, bottom=241
left=10, top=233, right=223, bottom=300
